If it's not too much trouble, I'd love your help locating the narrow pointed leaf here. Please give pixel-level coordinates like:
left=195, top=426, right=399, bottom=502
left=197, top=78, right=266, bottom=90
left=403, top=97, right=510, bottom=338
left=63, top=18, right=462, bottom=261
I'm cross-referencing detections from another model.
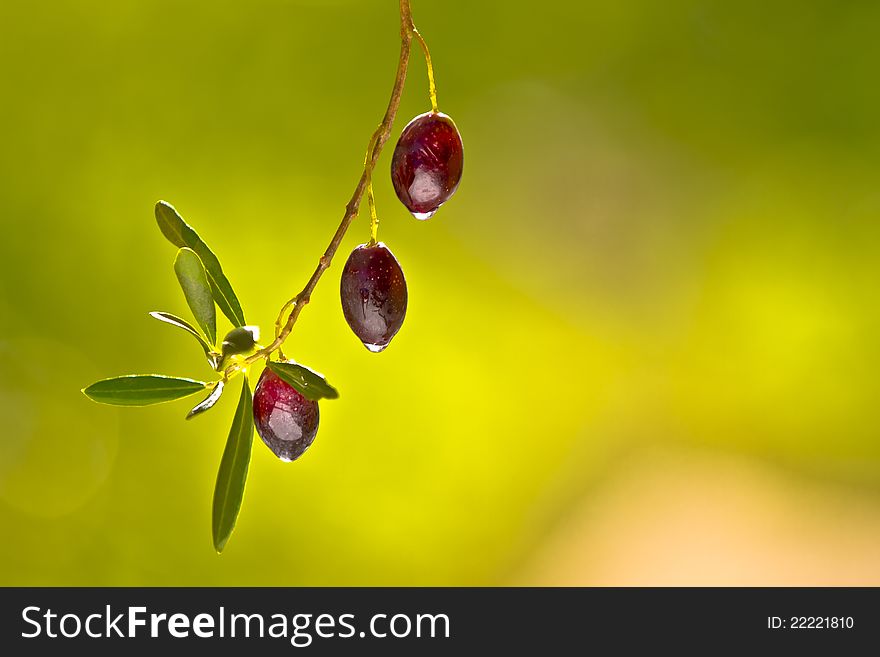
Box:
left=267, top=361, right=339, bottom=401
left=186, top=381, right=225, bottom=420
left=155, top=200, right=246, bottom=327
left=174, top=247, right=217, bottom=345
left=212, top=377, right=254, bottom=553
left=83, top=375, right=207, bottom=406
left=149, top=311, right=219, bottom=366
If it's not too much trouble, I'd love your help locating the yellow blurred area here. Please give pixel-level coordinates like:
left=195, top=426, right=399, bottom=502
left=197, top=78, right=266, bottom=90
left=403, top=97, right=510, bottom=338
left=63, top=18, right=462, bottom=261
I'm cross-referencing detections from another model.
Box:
left=0, top=0, right=878, bottom=585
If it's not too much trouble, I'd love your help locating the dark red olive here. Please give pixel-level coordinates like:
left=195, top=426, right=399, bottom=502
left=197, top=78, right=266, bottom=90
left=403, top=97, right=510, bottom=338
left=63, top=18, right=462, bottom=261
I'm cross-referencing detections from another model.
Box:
left=252, top=365, right=319, bottom=462
left=340, top=242, right=407, bottom=352
left=391, top=111, right=463, bottom=219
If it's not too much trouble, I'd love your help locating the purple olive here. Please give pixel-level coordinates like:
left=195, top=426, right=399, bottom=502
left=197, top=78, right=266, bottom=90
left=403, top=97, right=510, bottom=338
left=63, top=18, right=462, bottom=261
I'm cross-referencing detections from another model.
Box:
left=253, top=365, right=319, bottom=462
left=340, top=242, right=407, bottom=352
left=391, top=111, right=463, bottom=219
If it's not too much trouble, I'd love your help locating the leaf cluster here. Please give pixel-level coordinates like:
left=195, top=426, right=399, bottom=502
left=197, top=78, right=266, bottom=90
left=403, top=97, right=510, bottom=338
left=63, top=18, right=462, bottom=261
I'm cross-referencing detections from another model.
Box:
left=82, top=202, right=338, bottom=551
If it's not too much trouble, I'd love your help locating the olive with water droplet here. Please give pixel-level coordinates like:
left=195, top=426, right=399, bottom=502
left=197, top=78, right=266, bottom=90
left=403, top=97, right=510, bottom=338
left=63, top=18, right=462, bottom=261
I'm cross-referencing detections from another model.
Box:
left=252, top=365, right=319, bottom=462
left=340, top=242, right=407, bottom=352
left=391, top=111, right=464, bottom=219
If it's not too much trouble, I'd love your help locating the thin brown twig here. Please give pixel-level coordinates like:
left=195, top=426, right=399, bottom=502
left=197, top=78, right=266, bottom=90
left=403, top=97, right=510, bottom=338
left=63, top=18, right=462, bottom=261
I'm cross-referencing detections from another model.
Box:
left=225, top=1, right=419, bottom=378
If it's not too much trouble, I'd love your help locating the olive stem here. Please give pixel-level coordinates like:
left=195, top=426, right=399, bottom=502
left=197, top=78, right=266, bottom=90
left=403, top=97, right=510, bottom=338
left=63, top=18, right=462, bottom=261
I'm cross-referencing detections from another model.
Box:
left=224, top=0, right=422, bottom=380
left=365, top=130, right=381, bottom=245
left=411, top=28, right=439, bottom=113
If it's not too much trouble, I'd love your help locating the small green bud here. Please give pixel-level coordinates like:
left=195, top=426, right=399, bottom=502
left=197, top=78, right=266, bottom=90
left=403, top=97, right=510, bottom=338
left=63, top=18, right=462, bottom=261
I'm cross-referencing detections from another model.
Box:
left=221, top=325, right=260, bottom=359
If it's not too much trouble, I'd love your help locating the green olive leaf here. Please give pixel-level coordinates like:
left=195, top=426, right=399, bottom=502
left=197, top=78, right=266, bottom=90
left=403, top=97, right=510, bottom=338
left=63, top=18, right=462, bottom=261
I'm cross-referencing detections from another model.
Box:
left=149, top=311, right=220, bottom=368
left=186, top=380, right=225, bottom=420
left=212, top=377, right=254, bottom=553
left=267, top=361, right=339, bottom=401
left=174, top=247, right=217, bottom=346
left=82, top=375, right=208, bottom=406
left=155, top=200, right=246, bottom=327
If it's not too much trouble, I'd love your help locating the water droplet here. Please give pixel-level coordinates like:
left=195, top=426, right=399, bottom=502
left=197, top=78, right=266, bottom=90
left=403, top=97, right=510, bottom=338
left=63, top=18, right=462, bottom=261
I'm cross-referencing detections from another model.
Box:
left=364, top=342, right=387, bottom=353
left=412, top=210, right=436, bottom=220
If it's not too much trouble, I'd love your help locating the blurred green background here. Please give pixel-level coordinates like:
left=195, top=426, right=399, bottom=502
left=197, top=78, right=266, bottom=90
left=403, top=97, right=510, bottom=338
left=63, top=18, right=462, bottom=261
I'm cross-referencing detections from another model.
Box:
left=1, top=0, right=879, bottom=585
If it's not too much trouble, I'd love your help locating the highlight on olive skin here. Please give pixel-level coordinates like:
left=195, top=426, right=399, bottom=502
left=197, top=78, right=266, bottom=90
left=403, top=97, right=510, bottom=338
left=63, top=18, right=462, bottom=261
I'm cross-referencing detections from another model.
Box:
left=391, top=111, right=464, bottom=219
left=252, top=365, right=320, bottom=462
left=340, top=242, right=408, bottom=352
